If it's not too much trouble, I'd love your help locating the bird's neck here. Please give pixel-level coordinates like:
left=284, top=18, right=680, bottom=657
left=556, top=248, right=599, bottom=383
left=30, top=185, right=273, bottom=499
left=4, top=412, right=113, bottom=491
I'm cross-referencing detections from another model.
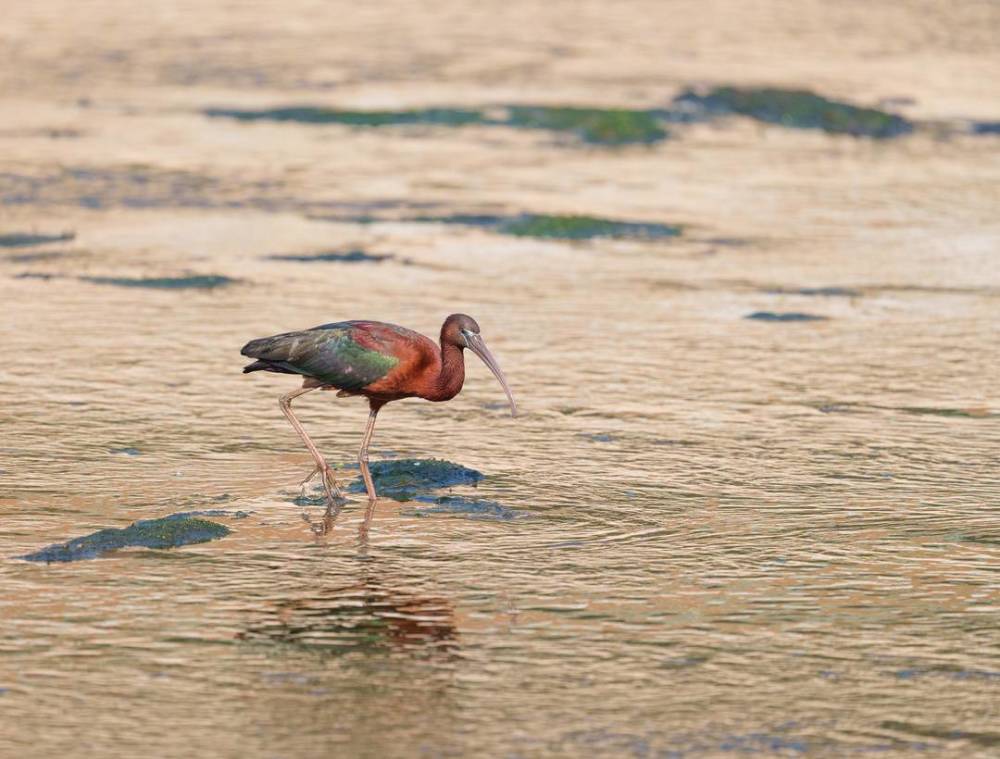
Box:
left=428, top=340, right=465, bottom=401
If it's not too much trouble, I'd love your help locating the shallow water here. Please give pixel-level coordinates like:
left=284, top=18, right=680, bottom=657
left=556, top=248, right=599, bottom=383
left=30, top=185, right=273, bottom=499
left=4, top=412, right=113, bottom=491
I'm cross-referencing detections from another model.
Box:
left=1, top=0, right=999, bottom=757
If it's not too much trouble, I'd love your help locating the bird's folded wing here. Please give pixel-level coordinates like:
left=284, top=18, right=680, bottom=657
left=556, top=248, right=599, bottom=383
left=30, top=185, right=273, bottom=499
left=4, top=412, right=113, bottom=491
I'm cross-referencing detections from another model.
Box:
left=241, top=327, right=398, bottom=390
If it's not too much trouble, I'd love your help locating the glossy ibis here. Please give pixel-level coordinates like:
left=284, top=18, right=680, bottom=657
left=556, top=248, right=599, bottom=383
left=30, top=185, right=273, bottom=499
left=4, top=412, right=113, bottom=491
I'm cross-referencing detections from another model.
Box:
left=241, top=314, right=517, bottom=506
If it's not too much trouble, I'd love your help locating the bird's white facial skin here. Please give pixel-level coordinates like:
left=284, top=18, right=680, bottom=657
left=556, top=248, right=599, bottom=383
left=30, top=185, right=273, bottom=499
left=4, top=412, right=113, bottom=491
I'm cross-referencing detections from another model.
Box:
left=460, top=328, right=478, bottom=348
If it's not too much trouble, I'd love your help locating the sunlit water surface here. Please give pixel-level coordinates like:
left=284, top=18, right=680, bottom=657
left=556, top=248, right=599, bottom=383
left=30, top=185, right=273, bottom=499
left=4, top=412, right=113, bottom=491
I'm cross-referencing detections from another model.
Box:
left=1, top=1, right=999, bottom=756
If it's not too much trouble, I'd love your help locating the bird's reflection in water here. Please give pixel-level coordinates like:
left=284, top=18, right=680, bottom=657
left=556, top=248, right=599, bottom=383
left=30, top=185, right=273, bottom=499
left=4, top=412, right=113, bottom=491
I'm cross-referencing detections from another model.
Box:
left=237, top=583, right=457, bottom=656
left=238, top=504, right=458, bottom=658
left=301, top=489, right=375, bottom=538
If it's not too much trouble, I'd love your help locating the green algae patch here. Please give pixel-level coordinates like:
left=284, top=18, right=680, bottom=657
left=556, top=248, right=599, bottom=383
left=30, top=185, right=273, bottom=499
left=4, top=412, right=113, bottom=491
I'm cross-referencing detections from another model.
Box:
left=503, top=106, right=668, bottom=145
left=897, top=406, right=997, bottom=419
left=347, top=459, right=484, bottom=501
left=81, top=274, right=236, bottom=289
left=745, top=311, right=829, bottom=322
left=764, top=286, right=862, bottom=297
left=267, top=250, right=392, bottom=263
left=204, top=106, right=486, bottom=127
left=0, top=232, right=75, bottom=248
left=408, top=213, right=681, bottom=240
left=21, top=515, right=231, bottom=563
left=498, top=213, right=680, bottom=240
left=674, top=87, right=913, bottom=138
left=14, top=273, right=236, bottom=289
left=204, top=104, right=670, bottom=145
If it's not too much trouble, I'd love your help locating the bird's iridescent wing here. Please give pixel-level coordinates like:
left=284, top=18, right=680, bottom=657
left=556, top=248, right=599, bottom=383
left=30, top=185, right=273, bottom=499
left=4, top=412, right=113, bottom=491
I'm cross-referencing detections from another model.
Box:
left=241, top=323, right=399, bottom=391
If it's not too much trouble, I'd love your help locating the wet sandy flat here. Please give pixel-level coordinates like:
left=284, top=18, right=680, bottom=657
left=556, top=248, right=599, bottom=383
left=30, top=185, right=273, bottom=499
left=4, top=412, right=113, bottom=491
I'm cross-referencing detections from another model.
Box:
left=1, top=1, right=999, bottom=756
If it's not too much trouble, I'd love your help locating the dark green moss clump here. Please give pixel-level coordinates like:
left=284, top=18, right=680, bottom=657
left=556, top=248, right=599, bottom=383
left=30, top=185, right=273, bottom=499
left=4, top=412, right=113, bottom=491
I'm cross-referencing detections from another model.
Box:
left=204, top=107, right=486, bottom=127
left=347, top=458, right=483, bottom=501
left=745, top=311, right=829, bottom=322
left=0, top=232, right=75, bottom=248
left=498, top=213, right=681, bottom=240
left=504, top=106, right=668, bottom=145
left=674, top=87, right=913, bottom=138
left=21, top=515, right=231, bottom=563
left=81, top=274, right=236, bottom=289
left=267, top=250, right=392, bottom=263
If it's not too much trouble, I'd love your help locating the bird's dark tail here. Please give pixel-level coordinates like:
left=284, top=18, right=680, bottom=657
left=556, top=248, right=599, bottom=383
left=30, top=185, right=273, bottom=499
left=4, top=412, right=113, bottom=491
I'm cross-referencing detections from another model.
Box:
left=242, top=359, right=272, bottom=373
left=240, top=332, right=314, bottom=376
left=241, top=335, right=289, bottom=374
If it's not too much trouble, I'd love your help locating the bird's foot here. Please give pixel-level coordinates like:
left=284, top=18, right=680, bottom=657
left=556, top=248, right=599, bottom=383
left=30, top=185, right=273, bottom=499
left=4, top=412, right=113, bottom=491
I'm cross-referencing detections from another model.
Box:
left=299, top=464, right=345, bottom=501
left=322, top=465, right=346, bottom=501
left=298, top=466, right=320, bottom=499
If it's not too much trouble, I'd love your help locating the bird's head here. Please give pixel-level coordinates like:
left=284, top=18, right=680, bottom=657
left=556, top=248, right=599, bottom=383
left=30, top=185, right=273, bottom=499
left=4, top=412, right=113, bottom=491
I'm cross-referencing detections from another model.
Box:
left=442, top=313, right=518, bottom=418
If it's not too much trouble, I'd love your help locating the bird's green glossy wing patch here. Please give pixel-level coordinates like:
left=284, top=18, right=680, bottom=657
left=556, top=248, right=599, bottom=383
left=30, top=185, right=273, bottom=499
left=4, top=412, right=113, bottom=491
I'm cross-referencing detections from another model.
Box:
left=241, top=324, right=398, bottom=390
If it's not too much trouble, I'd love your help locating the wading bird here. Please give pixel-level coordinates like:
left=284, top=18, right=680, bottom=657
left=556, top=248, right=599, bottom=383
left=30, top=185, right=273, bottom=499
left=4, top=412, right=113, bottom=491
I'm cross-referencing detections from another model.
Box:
left=241, top=314, right=517, bottom=506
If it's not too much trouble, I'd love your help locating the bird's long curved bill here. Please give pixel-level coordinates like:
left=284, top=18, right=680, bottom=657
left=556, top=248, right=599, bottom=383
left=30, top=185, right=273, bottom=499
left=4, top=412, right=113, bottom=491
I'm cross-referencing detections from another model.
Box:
left=466, top=335, right=518, bottom=418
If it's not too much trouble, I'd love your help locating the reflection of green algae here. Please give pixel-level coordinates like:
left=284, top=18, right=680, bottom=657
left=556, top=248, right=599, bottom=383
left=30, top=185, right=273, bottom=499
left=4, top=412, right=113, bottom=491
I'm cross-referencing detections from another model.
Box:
left=674, top=87, right=913, bottom=138
left=407, top=495, right=522, bottom=521
left=22, top=516, right=231, bottom=563
left=504, top=106, right=667, bottom=145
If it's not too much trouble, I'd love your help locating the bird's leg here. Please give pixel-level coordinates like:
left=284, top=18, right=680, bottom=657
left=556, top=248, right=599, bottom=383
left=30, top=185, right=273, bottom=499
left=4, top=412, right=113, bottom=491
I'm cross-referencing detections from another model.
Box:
left=299, top=465, right=320, bottom=494
left=279, top=387, right=344, bottom=505
left=358, top=402, right=383, bottom=501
